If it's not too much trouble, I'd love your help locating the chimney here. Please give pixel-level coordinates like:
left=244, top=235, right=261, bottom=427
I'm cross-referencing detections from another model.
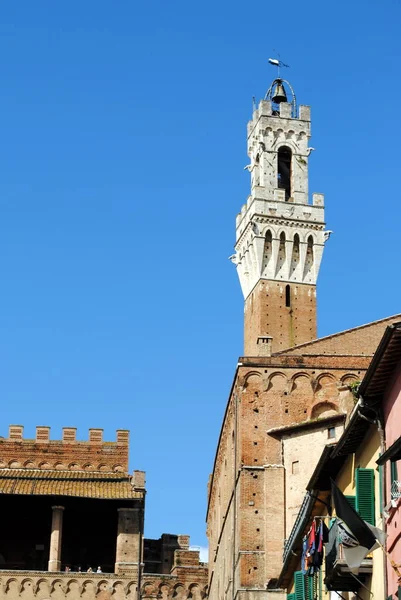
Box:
left=256, top=335, right=273, bottom=357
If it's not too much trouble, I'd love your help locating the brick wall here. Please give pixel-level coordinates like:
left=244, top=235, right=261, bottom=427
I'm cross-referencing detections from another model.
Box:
left=0, top=426, right=129, bottom=472
left=207, top=349, right=376, bottom=593
left=277, top=313, right=401, bottom=356
left=244, top=281, right=317, bottom=355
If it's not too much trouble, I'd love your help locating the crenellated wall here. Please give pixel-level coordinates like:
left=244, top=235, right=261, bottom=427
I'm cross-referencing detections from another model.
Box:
left=0, top=427, right=129, bottom=473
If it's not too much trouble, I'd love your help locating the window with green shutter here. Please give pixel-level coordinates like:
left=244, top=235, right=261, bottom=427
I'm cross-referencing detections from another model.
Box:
left=345, top=495, right=356, bottom=510
left=306, top=574, right=315, bottom=600
left=356, top=468, right=375, bottom=525
left=294, top=571, right=305, bottom=600
left=391, top=460, right=398, bottom=484
left=287, top=594, right=296, bottom=600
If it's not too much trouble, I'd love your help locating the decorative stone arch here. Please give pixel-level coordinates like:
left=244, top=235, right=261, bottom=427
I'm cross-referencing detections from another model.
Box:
left=34, top=578, right=49, bottom=596
left=50, top=579, right=65, bottom=595
left=8, top=460, right=21, bottom=468
left=54, top=462, right=67, bottom=471
left=65, top=579, right=80, bottom=595
left=285, top=129, right=296, bottom=140
left=310, top=401, right=339, bottom=419
left=19, top=578, right=34, bottom=594
left=289, top=372, right=312, bottom=394
left=111, top=581, right=125, bottom=597
left=38, top=461, right=51, bottom=470
left=97, top=464, right=109, bottom=472
left=276, top=227, right=287, bottom=241
left=4, top=578, right=18, bottom=594
left=314, top=372, right=337, bottom=393
left=172, top=584, right=186, bottom=600
left=112, top=464, right=124, bottom=473
left=302, top=231, right=316, bottom=244
left=82, top=463, right=95, bottom=471
left=81, top=580, right=96, bottom=600
left=141, top=583, right=157, bottom=599
left=158, top=583, right=171, bottom=600
left=260, top=225, right=276, bottom=238
left=96, top=580, right=110, bottom=595
left=0, top=460, right=6, bottom=468
left=274, top=137, right=297, bottom=151
left=68, top=463, right=81, bottom=471
left=188, top=584, right=202, bottom=600
left=296, top=130, right=308, bottom=141
left=243, top=370, right=262, bottom=387
left=267, top=371, right=288, bottom=392
left=23, top=460, right=36, bottom=468
left=341, top=374, right=360, bottom=386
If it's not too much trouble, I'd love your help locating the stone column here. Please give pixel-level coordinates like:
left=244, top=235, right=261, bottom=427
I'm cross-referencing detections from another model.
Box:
left=115, top=507, right=141, bottom=575
left=48, top=506, right=64, bottom=572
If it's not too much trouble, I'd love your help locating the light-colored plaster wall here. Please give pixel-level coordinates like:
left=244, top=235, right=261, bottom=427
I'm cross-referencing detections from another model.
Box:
left=283, top=420, right=344, bottom=537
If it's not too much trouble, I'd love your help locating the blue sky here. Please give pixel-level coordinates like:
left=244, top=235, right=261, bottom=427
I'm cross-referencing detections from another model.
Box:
left=0, top=1, right=400, bottom=552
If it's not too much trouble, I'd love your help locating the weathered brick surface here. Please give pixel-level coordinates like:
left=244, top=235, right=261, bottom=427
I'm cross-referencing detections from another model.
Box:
left=0, top=426, right=129, bottom=472
left=245, top=281, right=317, bottom=355
left=276, top=313, right=401, bottom=356
left=206, top=329, right=393, bottom=596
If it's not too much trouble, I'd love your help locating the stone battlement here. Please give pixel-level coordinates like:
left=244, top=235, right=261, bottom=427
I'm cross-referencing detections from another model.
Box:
left=0, top=425, right=129, bottom=473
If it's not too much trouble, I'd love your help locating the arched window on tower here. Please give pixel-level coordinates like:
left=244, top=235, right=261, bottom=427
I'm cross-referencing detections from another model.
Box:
left=304, top=235, right=314, bottom=280
left=277, top=146, right=292, bottom=201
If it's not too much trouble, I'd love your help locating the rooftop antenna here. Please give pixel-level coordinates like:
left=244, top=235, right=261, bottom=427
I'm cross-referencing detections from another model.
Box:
left=268, top=54, right=290, bottom=78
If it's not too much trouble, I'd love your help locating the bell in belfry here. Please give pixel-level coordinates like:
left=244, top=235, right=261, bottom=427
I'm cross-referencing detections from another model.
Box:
left=271, top=80, right=287, bottom=104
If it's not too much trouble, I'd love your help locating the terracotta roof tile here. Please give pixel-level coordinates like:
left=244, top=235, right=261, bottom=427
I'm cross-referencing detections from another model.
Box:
left=0, top=469, right=143, bottom=500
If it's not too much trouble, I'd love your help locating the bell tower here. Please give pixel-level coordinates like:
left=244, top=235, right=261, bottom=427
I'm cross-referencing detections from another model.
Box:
left=234, top=78, right=327, bottom=355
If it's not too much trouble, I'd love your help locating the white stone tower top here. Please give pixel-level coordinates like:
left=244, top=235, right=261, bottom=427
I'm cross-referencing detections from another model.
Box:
left=234, top=79, right=327, bottom=300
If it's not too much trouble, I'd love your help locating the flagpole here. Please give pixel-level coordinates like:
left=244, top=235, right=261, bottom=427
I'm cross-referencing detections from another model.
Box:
left=374, top=538, right=401, bottom=582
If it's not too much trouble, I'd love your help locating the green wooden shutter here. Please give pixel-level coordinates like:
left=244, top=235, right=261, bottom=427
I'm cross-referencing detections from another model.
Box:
left=306, top=574, right=315, bottom=600
left=356, top=468, right=375, bottom=525
left=391, top=461, right=398, bottom=484
left=294, top=571, right=305, bottom=600
left=398, top=584, right=401, bottom=600
left=287, top=594, right=296, bottom=600
left=345, top=495, right=356, bottom=510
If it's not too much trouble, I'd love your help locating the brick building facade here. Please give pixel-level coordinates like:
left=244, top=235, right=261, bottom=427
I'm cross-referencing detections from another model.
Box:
left=206, top=76, right=401, bottom=600
left=0, top=426, right=208, bottom=600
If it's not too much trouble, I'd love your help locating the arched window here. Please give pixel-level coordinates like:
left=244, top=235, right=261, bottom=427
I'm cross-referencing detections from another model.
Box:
left=277, top=146, right=292, bottom=200
left=285, top=284, right=291, bottom=307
